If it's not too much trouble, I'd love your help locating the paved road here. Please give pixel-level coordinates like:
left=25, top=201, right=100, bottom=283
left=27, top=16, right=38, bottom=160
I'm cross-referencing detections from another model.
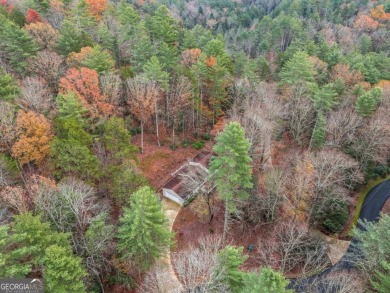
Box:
left=290, top=179, right=390, bottom=292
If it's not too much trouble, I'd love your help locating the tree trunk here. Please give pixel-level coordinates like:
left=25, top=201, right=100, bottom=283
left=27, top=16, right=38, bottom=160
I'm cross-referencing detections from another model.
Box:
left=172, top=118, right=175, bottom=144
left=141, top=121, right=144, bottom=154
left=155, top=101, right=160, bottom=147
left=208, top=194, right=215, bottom=224
left=223, top=198, right=229, bottom=244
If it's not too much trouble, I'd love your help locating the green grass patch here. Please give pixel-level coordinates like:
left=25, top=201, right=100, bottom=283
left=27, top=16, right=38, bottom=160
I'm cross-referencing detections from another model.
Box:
left=349, top=176, right=390, bottom=232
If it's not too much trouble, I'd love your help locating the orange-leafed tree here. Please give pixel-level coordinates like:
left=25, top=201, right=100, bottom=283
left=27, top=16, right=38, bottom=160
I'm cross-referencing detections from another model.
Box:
left=59, top=67, right=113, bottom=117
left=353, top=14, right=379, bottom=32
left=376, top=80, right=390, bottom=89
left=11, top=111, right=53, bottom=166
left=371, top=5, right=390, bottom=21
left=26, top=8, right=41, bottom=24
left=206, top=55, right=217, bottom=67
left=85, top=0, right=108, bottom=20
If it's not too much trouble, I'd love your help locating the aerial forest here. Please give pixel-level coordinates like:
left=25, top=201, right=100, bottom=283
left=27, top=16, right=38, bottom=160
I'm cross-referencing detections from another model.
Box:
left=0, top=0, right=390, bottom=292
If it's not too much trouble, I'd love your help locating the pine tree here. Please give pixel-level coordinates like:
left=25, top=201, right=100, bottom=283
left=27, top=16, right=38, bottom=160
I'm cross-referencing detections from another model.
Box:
left=131, top=21, right=155, bottom=72
left=310, top=111, right=326, bottom=149
left=204, top=37, right=231, bottom=69
left=96, top=23, right=115, bottom=52
left=157, top=41, right=178, bottom=72
left=356, top=87, right=382, bottom=117
left=371, top=261, right=390, bottom=293
left=117, top=186, right=172, bottom=271
left=29, top=0, right=50, bottom=13
left=51, top=118, right=99, bottom=179
left=100, top=117, right=138, bottom=162
left=0, top=213, right=70, bottom=277
left=98, top=117, right=146, bottom=203
left=81, top=45, right=115, bottom=73
left=370, top=86, right=383, bottom=104
left=117, top=0, right=139, bottom=26
left=353, top=214, right=390, bottom=276
left=0, top=15, right=38, bottom=73
left=142, top=56, right=170, bottom=91
left=0, top=69, right=19, bottom=101
left=217, top=246, right=248, bottom=293
left=56, top=92, right=88, bottom=121
left=0, top=225, right=31, bottom=277
left=312, top=83, right=338, bottom=112
left=210, top=122, right=253, bottom=243
left=280, top=51, right=316, bottom=86
left=242, top=267, right=292, bottom=293
left=43, top=245, right=87, bottom=293
left=145, top=5, right=179, bottom=46
left=57, top=20, right=92, bottom=56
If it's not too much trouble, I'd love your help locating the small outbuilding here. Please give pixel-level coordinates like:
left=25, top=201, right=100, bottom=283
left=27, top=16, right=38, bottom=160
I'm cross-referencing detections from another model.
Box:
left=160, top=152, right=212, bottom=206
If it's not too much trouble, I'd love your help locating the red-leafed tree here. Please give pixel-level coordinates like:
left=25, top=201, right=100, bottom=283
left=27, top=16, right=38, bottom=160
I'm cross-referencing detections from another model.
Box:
left=26, top=8, right=41, bottom=24
left=59, top=67, right=113, bottom=117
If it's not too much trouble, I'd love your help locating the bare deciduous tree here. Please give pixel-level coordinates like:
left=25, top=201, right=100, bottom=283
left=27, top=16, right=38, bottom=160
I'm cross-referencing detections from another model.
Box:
left=258, top=221, right=329, bottom=274
left=351, top=113, right=390, bottom=167
left=0, top=102, right=16, bottom=152
left=0, top=186, right=28, bottom=213
left=17, top=77, right=53, bottom=113
left=326, top=106, right=362, bottom=148
left=229, top=81, right=283, bottom=167
left=285, top=84, right=316, bottom=145
left=172, top=235, right=226, bottom=292
left=237, top=169, right=285, bottom=229
left=0, top=158, right=15, bottom=187
left=34, top=177, right=108, bottom=237
left=310, top=149, right=363, bottom=195
left=100, top=72, right=122, bottom=108
left=126, top=77, right=159, bottom=153
left=167, top=76, right=192, bottom=143
left=29, top=50, right=65, bottom=90
left=32, top=176, right=112, bottom=290
left=46, top=0, right=65, bottom=29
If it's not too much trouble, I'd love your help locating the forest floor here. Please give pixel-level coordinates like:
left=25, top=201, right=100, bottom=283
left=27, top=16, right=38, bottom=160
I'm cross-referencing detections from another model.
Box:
left=382, top=197, right=390, bottom=214
left=132, top=132, right=212, bottom=188
left=171, top=197, right=274, bottom=271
